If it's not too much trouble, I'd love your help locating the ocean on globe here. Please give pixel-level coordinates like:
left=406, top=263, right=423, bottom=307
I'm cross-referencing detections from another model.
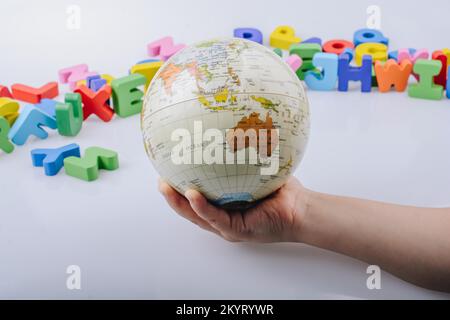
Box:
left=141, top=38, right=310, bottom=208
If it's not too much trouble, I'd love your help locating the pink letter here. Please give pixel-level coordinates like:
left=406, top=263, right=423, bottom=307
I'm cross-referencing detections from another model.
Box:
left=147, top=36, right=186, bottom=61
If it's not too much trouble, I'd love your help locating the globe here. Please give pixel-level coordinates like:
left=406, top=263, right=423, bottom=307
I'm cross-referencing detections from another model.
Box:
left=141, top=38, right=310, bottom=208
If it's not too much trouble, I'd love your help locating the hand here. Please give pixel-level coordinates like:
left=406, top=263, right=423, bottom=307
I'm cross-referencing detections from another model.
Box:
left=158, top=176, right=311, bottom=243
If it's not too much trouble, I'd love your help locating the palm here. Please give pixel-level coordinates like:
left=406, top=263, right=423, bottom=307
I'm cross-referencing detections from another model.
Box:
left=220, top=178, right=303, bottom=242
left=159, top=176, right=307, bottom=243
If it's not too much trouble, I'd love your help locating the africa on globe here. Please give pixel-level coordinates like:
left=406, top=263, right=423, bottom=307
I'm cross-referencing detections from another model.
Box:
left=141, top=38, right=310, bottom=208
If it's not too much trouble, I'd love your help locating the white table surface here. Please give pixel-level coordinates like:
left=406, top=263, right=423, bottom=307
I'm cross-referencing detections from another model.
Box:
left=1, top=0, right=449, bottom=299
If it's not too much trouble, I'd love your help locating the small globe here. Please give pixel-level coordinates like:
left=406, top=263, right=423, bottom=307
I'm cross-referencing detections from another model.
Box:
left=141, top=38, right=310, bottom=208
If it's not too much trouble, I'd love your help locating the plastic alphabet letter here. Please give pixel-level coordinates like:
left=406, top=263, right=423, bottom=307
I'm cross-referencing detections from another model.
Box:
left=323, top=39, right=354, bottom=55
left=408, top=59, right=444, bottom=100
left=64, top=146, right=119, bottom=181
left=91, top=78, right=107, bottom=92
left=270, top=26, right=301, bottom=50
left=446, top=66, right=450, bottom=98
left=273, top=48, right=283, bottom=57
left=11, top=82, right=59, bottom=104
left=147, top=36, right=186, bottom=61
left=56, top=93, right=83, bottom=136
left=355, top=43, right=388, bottom=66
left=302, top=37, right=322, bottom=46
left=342, top=48, right=354, bottom=61
left=398, top=48, right=429, bottom=80
left=388, top=48, right=416, bottom=61
left=111, top=74, right=147, bottom=117
left=338, top=54, right=372, bottom=92
left=233, top=28, right=263, bottom=44
left=0, top=116, right=14, bottom=153
left=74, top=85, right=114, bottom=122
left=305, top=53, right=338, bottom=91
left=353, top=28, right=389, bottom=46
left=58, top=64, right=98, bottom=90
left=289, top=43, right=322, bottom=80
left=0, top=86, right=13, bottom=98
left=35, top=99, right=58, bottom=118
left=286, top=55, right=302, bottom=72
left=0, top=98, right=20, bottom=126
left=8, top=105, right=57, bottom=145
left=31, top=143, right=81, bottom=176
left=374, top=59, right=413, bottom=92
left=397, top=48, right=429, bottom=64
left=130, top=61, right=163, bottom=90
left=76, top=74, right=115, bottom=88
left=432, top=51, right=447, bottom=88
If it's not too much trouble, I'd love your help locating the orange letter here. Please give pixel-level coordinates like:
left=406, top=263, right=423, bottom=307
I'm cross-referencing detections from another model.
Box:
left=375, top=59, right=412, bottom=92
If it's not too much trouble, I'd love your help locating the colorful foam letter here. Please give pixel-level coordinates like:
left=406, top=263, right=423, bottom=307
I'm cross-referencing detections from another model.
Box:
left=338, top=54, right=372, bottom=92
left=0, top=86, right=13, bottom=98
left=147, top=36, right=186, bottom=61
left=408, top=59, right=444, bottom=100
left=432, top=51, right=447, bottom=88
left=85, top=75, right=108, bottom=93
left=270, top=26, right=301, bottom=50
left=323, top=39, right=354, bottom=55
left=56, top=93, right=83, bottom=136
left=446, top=66, right=450, bottom=99
left=0, top=116, right=14, bottom=153
left=58, top=64, right=98, bottom=90
left=86, top=75, right=101, bottom=89
left=130, top=61, right=163, bottom=90
left=111, top=74, right=147, bottom=117
left=11, top=82, right=58, bottom=104
left=74, top=85, right=114, bottom=122
left=91, top=78, right=107, bottom=92
left=397, top=48, right=429, bottom=64
left=273, top=48, right=283, bottom=57
left=397, top=48, right=429, bottom=80
left=233, top=28, right=263, bottom=44
left=286, top=55, right=302, bottom=72
left=85, top=76, right=109, bottom=107
left=136, top=59, right=160, bottom=65
left=289, top=43, right=322, bottom=80
left=304, top=53, right=338, bottom=91
left=388, top=48, right=416, bottom=61
left=442, top=48, right=450, bottom=62
left=8, top=105, right=57, bottom=145
left=76, top=74, right=115, bottom=88
left=302, top=37, right=322, bottom=46
left=342, top=48, right=354, bottom=61
left=355, top=42, right=388, bottom=66
left=64, top=146, right=119, bottom=181
left=374, top=59, right=412, bottom=92
left=353, top=28, right=389, bottom=46
left=0, top=98, right=20, bottom=126
left=35, top=99, right=57, bottom=118
left=31, top=143, right=81, bottom=176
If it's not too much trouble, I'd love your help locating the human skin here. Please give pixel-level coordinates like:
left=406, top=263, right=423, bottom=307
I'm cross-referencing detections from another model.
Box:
left=158, top=177, right=450, bottom=293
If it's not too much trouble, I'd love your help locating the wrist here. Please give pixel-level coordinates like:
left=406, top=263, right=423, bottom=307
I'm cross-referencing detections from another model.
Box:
left=289, top=186, right=317, bottom=243
left=294, top=190, right=339, bottom=249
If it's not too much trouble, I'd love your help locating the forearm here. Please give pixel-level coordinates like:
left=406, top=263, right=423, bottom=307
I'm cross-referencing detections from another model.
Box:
left=297, top=191, right=450, bottom=292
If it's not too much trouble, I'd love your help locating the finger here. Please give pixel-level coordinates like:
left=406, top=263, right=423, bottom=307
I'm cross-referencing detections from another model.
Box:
left=158, top=180, right=220, bottom=235
left=184, top=189, right=235, bottom=236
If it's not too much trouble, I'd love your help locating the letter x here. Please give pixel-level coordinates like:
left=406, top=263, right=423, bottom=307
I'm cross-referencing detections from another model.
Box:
left=74, top=84, right=114, bottom=122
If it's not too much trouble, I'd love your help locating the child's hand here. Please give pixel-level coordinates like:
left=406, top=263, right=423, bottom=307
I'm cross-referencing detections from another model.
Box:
left=159, top=177, right=311, bottom=243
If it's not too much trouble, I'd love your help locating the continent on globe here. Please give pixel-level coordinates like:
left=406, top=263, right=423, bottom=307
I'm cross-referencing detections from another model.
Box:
left=226, top=112, right=278, bottom=157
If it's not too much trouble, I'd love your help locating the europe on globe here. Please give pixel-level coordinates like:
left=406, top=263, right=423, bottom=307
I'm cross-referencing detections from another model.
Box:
left=141, top=38, right=310, bottom=208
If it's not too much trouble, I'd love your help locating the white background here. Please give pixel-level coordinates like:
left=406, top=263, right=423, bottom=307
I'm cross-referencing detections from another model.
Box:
left=1, top=0, right=449, bottom=299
